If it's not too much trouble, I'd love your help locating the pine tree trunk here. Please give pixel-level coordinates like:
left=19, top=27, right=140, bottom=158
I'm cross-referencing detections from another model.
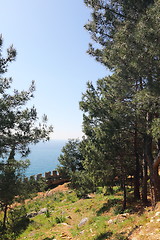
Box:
left=3, top=204, right=8, bottom=230
left=152, top=153, right=160, bottom=202
left=142, top=158, right=148, bottom=203
left=144, top=134, right=160, bottom=206
left=122, top=179, right=127, bottom=212
left=134, top=161, right=140, bottom=200
left=134, top=127, right=140, bottom=200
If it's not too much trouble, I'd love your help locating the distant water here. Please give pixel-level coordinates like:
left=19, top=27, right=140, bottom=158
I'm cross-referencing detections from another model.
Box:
left=19, top=140, right=67, bottom=177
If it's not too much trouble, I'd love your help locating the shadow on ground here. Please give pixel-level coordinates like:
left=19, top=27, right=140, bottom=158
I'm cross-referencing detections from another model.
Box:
left=43, top=237, right=55, bottom=240
left=96, top=198, right=121, bottom=215
left=94, top=231, right=113, bottom=240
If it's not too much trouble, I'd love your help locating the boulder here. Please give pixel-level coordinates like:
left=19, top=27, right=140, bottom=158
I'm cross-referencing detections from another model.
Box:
left=78, top=217, right=88, bottom=227
left=38, top=208, right=48, bottom=214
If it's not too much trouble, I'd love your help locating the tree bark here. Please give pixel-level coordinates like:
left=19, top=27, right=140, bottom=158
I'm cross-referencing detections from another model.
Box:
left=122, top=179, right=127, bottom=212
left=144, top=134, right=160, bottom=206
left=134, top=125, right=141, bottom=200
left=142, top=157, right=148, bottom=203
left=3, top=204, right=8, bottom=230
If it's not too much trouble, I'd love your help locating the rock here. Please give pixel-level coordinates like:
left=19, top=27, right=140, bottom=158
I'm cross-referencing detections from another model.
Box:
left=78, top=217, right=88, bottom=227
left=155, top=211, right=160, bottom=217
left=150, top=218, right=154, bottom=223
left=27, top=212, right=38, bottom=218
left=27, top=208, right=48, bottom=218
left=61, top=223, right=71, bottom=227
left=108, top=219, right=114, bottom=224
left=29, top=232, right=35, bottom=236
left=38, top=208, right=48, bottom=214
left=87, top=194, right=93, bottom=198
left=121, top=213, right=129, bottom=217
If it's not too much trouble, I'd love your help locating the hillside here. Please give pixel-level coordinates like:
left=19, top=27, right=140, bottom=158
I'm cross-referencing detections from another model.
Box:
left=1, top=183, right=160, bottom=240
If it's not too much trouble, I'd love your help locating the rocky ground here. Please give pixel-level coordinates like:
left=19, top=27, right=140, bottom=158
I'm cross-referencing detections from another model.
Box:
left=14, top=183, right=160, bottom=240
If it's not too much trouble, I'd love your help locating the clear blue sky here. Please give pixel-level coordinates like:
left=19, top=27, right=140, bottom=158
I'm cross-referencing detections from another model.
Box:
left=1, top=0, right=109, bottom=140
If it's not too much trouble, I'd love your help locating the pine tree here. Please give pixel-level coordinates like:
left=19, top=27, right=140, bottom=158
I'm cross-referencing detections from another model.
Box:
left=83, top=0, right=160, bottom=204
left=0, top=36, right=53, bottom=228
left=0, top=36, right=53, bottom=158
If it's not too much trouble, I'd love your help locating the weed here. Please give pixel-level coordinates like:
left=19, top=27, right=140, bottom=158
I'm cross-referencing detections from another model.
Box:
left=74, top=207, right=81, bottom=213
left=66, top=192, right=78, bottom=203
left=34, top=201, right=41, bottom=212
left=52, top=192, right=64, bottom=202
left=45, top=209, right=51, bottom=218
left=48, top=218, right=55, bottom=227
left=55, top=213, right=66, bottom=224
left=113, top=205, right=124, bottom=215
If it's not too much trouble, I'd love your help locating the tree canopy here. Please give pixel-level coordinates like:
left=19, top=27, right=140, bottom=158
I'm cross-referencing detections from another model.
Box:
left=0, top=36, right=53, bottom=229
left=58, top=0, right=160, bottom=207
left=0, top=36, right=53, bottom=158
left=81, top=0, right=160, bottom=205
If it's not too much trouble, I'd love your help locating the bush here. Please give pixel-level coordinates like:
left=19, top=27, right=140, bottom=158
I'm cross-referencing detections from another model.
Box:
left=7, top=206, right=29, bottom=234
left=55, top=214, right=66, bottom=224
left=22, top=177, right=47, bottom=198
left=70, top=171, right=96, bottom=198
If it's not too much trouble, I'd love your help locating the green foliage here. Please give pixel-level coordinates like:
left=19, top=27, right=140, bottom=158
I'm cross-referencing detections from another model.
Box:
left=0, top=157, right=30, bottom=230
left=0, top=231, right=16, bottom=240
left=55, top=214, right=66, bottom=224
left=52, top=192, right=65, bottom=202
left=0, top=34, right=53, bottom=158
left=7, top=206, right=29, bottom=233
left=0, top=158, right=30, bottom=203
left=23, top=177, right=47, bottom=198
left=0, top=36, right=53, bottom=229
left=70, top=170, right=96, bottom=198
left=0, top=206, right=29, bottom=240
left=81, top=0, right=160, bottom=204
left=45, top=209, right=51, bottom=218
left=57, top=139, right=84, bottom=178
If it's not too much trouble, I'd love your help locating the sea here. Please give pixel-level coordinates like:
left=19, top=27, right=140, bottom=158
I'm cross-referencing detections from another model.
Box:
left=17, top=140, right=67, bottom=177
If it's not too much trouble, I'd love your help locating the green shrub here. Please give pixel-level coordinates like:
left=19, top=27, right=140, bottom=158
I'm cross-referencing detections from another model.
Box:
left=45, top=209, right=51, bottom=218
left=7, top=206, right=29, bottom=234
left=55, top=214, right=66, bottom=224
left=52, top=192, right=64, bottom=202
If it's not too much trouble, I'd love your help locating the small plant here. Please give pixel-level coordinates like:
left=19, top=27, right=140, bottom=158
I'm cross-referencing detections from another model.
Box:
left=0, top=231, right=16, bottom=240
left=48, top=218, right=56, bottom=227
left=96, top=187, right=104, bottom=194
left=113, top=205, right=124, bottom=215
left=55, top=213, right=66, bottom=224
left=45, top=209, right=51, bottom=218
left=67, top=193, right=78, bottom=203
left=74, top=207, right=81, bottom=213
left=52, top=192, right=64, bottom=202
left=34, top=201, right=41, bottom=212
